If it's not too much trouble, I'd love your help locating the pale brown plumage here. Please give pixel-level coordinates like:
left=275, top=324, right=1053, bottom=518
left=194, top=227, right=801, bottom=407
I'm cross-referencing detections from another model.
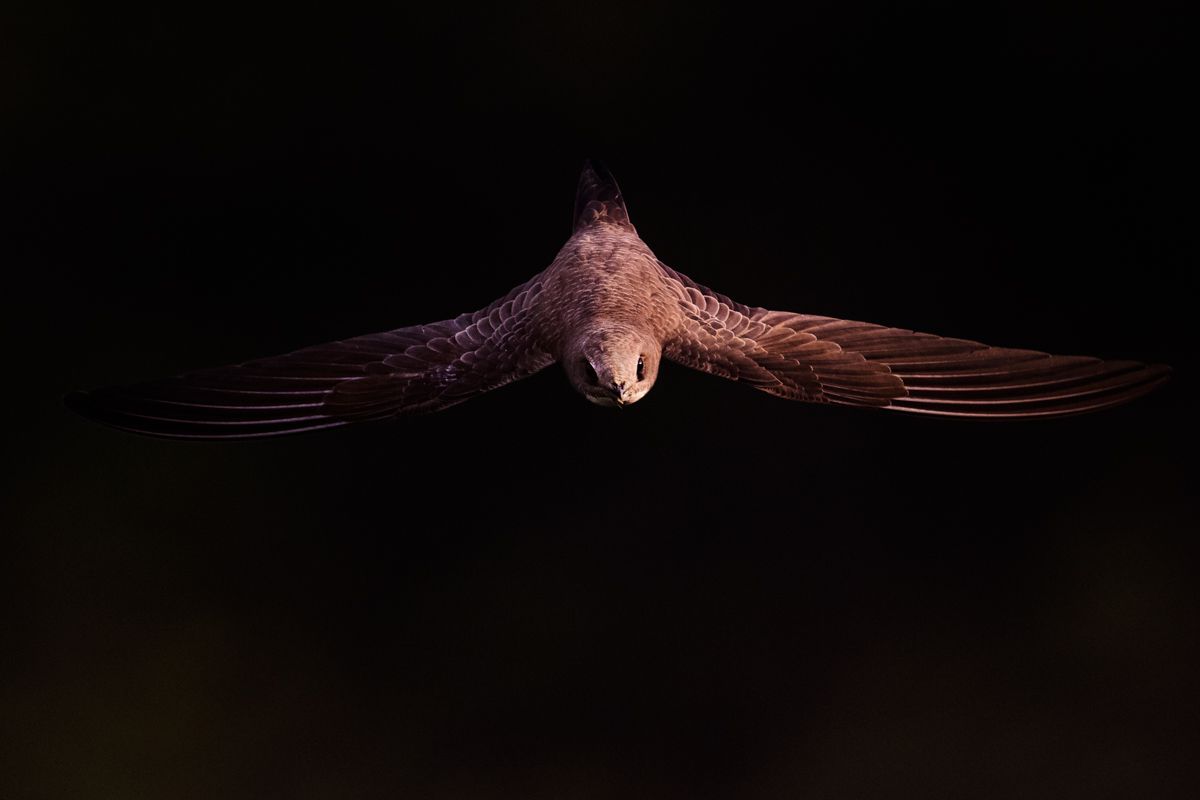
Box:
left=68, top=160, right=1169, bottom=438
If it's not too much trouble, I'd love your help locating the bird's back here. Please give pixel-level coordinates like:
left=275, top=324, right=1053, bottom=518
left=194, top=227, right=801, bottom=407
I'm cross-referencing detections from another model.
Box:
left=537, top=224, right=679, bottom=354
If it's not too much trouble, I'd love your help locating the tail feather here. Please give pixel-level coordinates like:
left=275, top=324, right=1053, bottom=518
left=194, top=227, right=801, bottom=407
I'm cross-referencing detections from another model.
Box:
left=573, top=159, right=633, bottom=233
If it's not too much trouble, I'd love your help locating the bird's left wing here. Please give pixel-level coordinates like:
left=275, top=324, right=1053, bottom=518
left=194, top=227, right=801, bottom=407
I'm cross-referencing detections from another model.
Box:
left=659, top=263, right=1169, bottom=418
left=68, top=279, right=553, bottom=439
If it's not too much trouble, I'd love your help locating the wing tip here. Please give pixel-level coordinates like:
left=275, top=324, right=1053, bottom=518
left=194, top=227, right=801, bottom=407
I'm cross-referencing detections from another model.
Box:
left=887, top=361, right=1171, bottom=420
left=64, top=385, right=350, bottom=441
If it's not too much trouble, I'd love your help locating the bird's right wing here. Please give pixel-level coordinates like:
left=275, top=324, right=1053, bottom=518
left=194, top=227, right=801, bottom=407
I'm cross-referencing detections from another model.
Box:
left=68, top=279, right=554, bottom=439
left=659, top=263, right=1169, bottom=418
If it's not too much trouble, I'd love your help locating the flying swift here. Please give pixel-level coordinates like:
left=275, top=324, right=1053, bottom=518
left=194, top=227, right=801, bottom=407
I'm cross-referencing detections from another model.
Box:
left=68, top=161, right=1169, bottom=438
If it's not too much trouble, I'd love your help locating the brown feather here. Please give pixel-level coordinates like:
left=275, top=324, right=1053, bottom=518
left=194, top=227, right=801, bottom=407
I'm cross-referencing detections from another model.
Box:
left=67, top=280, right=553, bottom=439
left=660, top=269, right=1169, bottom=418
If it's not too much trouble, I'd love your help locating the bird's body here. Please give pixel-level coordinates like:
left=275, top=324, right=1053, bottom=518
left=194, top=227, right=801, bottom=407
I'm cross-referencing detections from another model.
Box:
left=68, top=161, right=1169, bottom=438
left=539, top=224, right=671, bottom=406
left=544, top=226, right=671, bottom=342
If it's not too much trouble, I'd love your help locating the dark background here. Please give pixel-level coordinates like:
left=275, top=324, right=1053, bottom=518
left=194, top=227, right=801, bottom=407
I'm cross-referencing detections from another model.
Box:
left=2, top=3, right=1195, bottom=798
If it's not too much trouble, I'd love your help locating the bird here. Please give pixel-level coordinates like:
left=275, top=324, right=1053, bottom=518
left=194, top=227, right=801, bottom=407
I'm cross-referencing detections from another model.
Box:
left=67, top=160, right=1170, bottom=439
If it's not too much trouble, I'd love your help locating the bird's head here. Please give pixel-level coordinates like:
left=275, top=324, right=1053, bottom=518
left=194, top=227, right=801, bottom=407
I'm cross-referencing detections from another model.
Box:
left=565, top=327, right=661, bottom=408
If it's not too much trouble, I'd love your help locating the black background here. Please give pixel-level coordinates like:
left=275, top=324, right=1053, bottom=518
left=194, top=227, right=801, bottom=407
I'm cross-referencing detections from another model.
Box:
left=3, top=3, right=1196, bottom=798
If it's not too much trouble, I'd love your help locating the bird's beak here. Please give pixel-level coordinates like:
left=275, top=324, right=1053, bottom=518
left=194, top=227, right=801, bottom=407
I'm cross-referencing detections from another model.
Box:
left=610, top=381, right=626, bottom=406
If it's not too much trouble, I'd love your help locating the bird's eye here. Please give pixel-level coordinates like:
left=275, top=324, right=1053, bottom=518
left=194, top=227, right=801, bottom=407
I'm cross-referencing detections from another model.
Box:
left=584, top=361, right=598, bottom=385
left=637, top=356, right=645, bottom=381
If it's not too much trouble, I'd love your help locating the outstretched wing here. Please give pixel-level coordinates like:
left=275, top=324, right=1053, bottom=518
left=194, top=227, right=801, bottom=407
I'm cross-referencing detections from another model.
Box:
left=68, top=280, right=553, bottom=439
left=659, top=264, right=1169, bottom=418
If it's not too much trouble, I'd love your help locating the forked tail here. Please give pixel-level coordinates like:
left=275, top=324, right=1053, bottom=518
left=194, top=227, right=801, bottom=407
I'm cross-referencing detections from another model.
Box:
left=573, top=159, right=633, bottom=233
